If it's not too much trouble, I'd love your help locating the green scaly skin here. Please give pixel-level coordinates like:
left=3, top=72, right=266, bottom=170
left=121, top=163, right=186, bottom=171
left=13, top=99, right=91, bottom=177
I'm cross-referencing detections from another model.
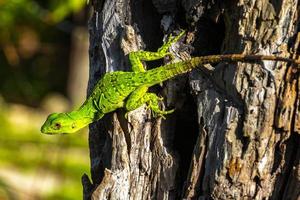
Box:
left=41, top=31, right=300, bottom=134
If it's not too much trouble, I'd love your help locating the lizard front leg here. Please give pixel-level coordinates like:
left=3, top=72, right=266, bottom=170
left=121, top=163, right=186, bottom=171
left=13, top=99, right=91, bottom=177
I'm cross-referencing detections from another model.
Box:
left=129, top=30, right=185, bottom=72
left=125, top=86, right=174, bottom=118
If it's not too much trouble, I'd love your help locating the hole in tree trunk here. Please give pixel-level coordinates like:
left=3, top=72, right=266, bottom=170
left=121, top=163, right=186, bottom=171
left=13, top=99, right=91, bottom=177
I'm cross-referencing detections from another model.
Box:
left=173, top=92, right=199, bottom=189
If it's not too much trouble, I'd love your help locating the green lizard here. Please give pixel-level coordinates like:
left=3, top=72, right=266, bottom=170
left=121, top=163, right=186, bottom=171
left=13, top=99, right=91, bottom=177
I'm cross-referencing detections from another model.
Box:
left=41, top=31, right=299, bottom=134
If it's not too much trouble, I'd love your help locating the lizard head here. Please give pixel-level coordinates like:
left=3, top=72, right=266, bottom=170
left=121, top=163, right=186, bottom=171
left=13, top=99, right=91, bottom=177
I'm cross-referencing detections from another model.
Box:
left=41, top=112, right=88, bottom=134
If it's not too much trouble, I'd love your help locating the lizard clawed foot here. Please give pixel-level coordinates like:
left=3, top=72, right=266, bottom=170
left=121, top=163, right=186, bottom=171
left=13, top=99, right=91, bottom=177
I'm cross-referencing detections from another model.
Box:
left=125, top=106, right=174, bottom=119
left=125, top=112, right=129, bottom=119
left=146, top=96, right=175, bottom=119
left=157, top=30, right=186, bottom=54
left=152, top=108, right=175, bottom=119
left=125, top=92, right=175, bottom=120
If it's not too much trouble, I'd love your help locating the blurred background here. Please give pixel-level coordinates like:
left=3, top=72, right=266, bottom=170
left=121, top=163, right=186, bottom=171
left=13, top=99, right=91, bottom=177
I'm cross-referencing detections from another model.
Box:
left=0, top=0, right=91, bottom=199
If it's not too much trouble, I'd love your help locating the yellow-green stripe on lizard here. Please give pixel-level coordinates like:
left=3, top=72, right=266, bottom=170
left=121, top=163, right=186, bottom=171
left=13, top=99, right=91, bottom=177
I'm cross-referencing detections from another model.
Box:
left=41, top=31, right=300, bottom=134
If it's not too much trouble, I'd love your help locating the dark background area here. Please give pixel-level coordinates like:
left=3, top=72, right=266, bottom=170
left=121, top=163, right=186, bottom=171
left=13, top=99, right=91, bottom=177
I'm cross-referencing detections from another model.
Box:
left=0, top=0, right=85, bottom=106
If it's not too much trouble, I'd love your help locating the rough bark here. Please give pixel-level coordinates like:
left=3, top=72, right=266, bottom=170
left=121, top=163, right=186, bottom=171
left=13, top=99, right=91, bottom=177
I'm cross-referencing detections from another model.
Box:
left=82, top=0, right=300, bottom=199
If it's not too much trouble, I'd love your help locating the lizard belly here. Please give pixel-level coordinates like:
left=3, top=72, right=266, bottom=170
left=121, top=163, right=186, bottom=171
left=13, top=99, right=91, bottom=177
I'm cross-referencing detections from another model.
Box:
left=94, top=92, right=124, bottom=113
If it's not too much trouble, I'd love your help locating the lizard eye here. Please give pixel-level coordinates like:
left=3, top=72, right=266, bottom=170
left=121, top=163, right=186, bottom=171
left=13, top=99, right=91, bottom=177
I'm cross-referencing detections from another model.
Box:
left=54, top=123, right=61, bottom=129
left=72, top=123, right=76, bottom=129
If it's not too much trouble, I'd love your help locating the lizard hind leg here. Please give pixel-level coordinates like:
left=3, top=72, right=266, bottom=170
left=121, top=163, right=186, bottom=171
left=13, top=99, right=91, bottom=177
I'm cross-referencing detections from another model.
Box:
left=125, top=86, right=174, bottom=118
left=128, top=30, right=185, bottom=72
left=144, top=93, right=174, bottom=118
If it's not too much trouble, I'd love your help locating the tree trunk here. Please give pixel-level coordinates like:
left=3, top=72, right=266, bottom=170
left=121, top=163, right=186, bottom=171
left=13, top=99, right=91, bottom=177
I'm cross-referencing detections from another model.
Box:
left=82, top=0, right=300, bottom=199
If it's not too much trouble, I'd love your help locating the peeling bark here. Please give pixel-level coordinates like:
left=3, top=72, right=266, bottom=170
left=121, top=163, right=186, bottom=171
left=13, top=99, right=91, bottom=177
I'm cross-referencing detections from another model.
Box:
left=83, top=0, right=300, bottom=199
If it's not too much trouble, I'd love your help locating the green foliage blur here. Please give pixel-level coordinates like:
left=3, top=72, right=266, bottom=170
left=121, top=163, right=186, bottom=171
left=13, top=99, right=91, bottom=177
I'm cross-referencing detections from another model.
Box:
left=0, top=99, right=90, bottom=200
left=0, top=0, right=90, bottom=199
left=0, top=0, right=86, bottom=106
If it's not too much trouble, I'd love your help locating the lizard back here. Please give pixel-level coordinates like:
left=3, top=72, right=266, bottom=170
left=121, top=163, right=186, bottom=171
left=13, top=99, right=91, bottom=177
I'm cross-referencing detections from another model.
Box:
left=83, top=71, right=145, bottom=113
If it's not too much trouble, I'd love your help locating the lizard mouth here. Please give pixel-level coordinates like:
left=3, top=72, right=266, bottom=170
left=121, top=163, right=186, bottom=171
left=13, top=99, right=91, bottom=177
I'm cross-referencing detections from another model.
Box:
left=41, top=127, right=50, bottom=134
left=40, top=124, right=47, bottom=133
left=40, top=123, right=56, bottom=135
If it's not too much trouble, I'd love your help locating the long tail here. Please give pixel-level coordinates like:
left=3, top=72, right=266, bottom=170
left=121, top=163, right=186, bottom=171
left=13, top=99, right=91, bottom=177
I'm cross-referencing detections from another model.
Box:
left=146, top=54, right=299, bottom=84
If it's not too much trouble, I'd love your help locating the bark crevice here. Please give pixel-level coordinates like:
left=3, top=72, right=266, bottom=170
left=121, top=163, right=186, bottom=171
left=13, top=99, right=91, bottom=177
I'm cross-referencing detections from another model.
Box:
left=84, top=0, right=300, bottom=199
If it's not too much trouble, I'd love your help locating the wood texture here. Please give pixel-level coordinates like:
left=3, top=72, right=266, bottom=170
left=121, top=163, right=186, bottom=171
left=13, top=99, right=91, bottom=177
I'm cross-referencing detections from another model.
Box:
left=83, top=0, right=300, bottom=199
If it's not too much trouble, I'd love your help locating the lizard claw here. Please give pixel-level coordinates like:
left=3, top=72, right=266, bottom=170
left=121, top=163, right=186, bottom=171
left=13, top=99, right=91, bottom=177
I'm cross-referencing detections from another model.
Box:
left=125, top=112, right=129, bottom=119
left=170, top=30, right=185, bottom=44
left=152, top=108, right=175, bottom=119
left=157, top=96, right=164, bottom=101
left=158, top=30, right=186, bottom=54
left=166, top=30, right=185, bottom=46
